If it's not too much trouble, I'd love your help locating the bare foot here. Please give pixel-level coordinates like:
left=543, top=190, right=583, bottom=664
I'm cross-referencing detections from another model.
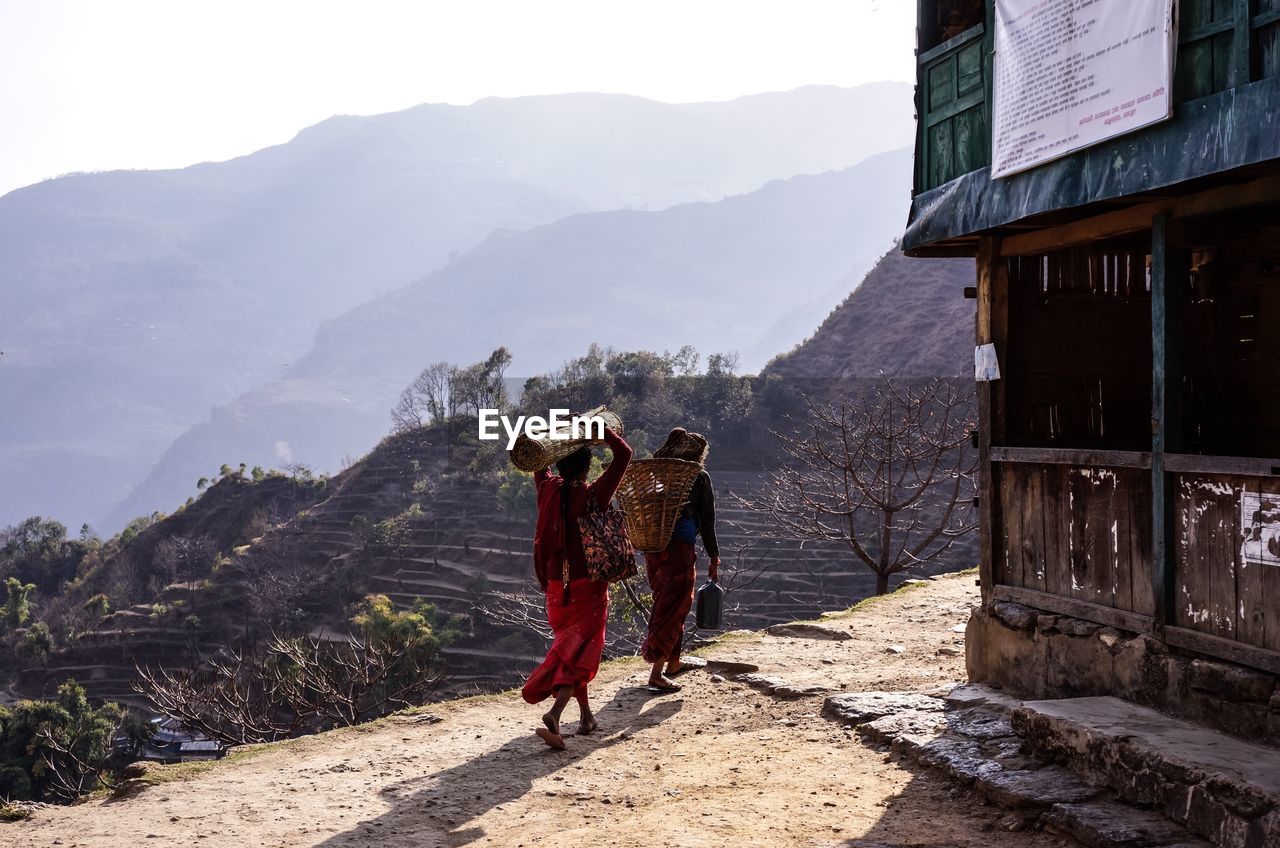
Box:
left=647, top=676, right=682, bottom=693
left=576, top=717, right=598, bottom=735
left=535, top=727, right=567, bottom=750
left=665, top=659, right=685, bottom=676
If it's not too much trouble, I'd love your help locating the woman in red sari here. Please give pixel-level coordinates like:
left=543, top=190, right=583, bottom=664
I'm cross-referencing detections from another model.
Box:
left=641, top=428, right=719, bottom=692
left=522, top=426, right=632, bottom=749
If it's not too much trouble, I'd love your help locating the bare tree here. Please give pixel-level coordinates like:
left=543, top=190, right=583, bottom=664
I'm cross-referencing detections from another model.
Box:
left=742, top=377, right=977, bottom=595
left=153, top=535, right=217, bottom=611
left=133, top=630, right=446, bottom=745
left=391, top=361, right=456, bottom=433
left=221, top=532, right=330, bottom=636
left=451, top=347, right=512, bottom=417
left=35, top=724, right=117, bottom=802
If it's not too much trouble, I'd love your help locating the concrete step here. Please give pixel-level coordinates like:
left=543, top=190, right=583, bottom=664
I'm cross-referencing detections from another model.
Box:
left=1013, top=696, right=1280, bottom=848
left=822, top=685, right=1212, bottom=848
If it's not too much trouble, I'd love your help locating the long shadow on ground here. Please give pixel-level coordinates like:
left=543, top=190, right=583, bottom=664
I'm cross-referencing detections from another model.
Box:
left=316, top=685, right=683, bottom=847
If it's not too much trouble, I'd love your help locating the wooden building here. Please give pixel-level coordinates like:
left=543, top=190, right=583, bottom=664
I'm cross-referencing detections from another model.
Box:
left=905, top=0, right=1280, bottom=735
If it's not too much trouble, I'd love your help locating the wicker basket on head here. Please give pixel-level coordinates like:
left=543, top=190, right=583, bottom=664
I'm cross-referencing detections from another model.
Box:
left=616, top=457, right=705, bottom=553
left=507, top=406, right=624, bottom=472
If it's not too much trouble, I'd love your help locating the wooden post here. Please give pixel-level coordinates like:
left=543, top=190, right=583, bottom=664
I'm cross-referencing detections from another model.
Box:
left=1151, top=212, right=1185, bottom=630
left=976, top=236, right=1005, bottom=605
left=1232, top=0, right=1253, bottom=88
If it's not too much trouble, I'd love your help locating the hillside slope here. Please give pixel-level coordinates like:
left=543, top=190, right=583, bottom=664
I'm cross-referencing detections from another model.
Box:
left=23, top=411, right=965, bottom=706
left=765, top=246, right=976, bottom=384
left=0, top=83, right=913, bottom=530
left=6, top=576, right=1073, bottom=848
left=107, top=151, right=916, bottom=526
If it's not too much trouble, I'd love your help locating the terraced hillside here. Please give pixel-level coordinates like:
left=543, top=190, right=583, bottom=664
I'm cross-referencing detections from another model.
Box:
left=12, top=424, right=973, bottom=708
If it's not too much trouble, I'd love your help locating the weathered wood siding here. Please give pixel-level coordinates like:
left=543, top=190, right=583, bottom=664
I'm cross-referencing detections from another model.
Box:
left=998, top=463, right=1154, bottom=616
left=1175, top=474, right=1280, bottom=650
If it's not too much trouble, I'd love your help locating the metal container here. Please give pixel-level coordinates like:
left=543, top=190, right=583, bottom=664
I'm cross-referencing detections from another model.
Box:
left=695, top=578, right=724, bottom=630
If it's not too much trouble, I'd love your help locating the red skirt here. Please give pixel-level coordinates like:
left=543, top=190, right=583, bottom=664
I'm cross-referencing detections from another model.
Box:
left=641, top=541, right=697, bottom=663
left=522, top=578, right=609, bottom=704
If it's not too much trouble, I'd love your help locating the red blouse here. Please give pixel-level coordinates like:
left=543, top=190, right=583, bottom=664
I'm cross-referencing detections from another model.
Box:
left=532, top=428, right=632, bottom=590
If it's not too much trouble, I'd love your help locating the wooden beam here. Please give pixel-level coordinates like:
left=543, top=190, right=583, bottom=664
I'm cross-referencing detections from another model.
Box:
left=1232, top=0, right=1252, bottom=90
left=976, top=236, right=1001, bottom=606
left=991, top=250, right=1008, bottom=446
left=1164, top=453, right=1280, bottom=477
left=1001, top=203, right=1162, bottom=256
left=990, top=447, right=1153, bottom=469
left=1165, top=626, right=1280, bottom=676
left=1151, top=211, right=1186, bottom=631
left=999, top=175, right=1280, bottom=258
left=1169, top=174, right=1280, bottom=220
left=992, top=585, right=1155, bottom=636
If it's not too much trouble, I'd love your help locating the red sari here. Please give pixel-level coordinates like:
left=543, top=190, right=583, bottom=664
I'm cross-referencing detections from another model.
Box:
left=521, top=578, right=609, bottom=703
left=521, top=429, right=632, bottom=704
left=640, top=541, right=697, bottom=663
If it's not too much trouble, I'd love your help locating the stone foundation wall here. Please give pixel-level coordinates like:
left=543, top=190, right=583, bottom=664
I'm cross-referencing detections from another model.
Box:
left=966, top=601, right=1280, bottom=747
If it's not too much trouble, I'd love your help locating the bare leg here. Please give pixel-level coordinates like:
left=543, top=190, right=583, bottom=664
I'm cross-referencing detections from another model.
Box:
left=536, top=686, right=572, bottom=749
left=575, top=685, right=597, bottom=735
left=648, top=660, right=681, bottom=692
left=665, top=651, right=684, bottom=676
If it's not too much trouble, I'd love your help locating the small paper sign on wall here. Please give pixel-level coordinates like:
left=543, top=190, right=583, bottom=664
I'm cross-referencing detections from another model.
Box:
left=975, top=344, right=1001, bottom=382
left=1241, top=492, right=1280, bottom=568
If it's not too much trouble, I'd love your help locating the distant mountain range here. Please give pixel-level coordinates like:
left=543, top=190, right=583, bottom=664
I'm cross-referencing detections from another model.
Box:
left=105, top=151, right=921, bottom=527
left=0, top=83, right=919, bottom=530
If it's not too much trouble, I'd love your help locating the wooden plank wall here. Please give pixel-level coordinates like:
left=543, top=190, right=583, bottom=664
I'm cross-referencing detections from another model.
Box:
left=1175, top=474, right=1280, bottom=651
left=998, top=463, right=1154, bottom=616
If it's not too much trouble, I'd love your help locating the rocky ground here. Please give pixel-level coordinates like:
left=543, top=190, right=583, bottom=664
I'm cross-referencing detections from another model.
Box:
left=8, top=572, right=1082, bottom=848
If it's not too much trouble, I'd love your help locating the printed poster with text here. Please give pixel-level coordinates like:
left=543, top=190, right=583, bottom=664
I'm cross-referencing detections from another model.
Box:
left=992, top=0, right=1175, bottom=178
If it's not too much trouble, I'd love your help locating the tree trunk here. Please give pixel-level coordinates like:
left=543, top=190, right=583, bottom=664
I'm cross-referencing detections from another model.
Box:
left=875, top=571, right=890, bottom=595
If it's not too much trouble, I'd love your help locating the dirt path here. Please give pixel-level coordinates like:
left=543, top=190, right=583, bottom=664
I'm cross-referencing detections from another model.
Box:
left=9, top=573, right=1078, bottom=847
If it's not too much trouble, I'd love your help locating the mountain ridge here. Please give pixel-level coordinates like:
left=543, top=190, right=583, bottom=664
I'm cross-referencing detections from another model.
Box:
left=105, top=150, right=917, bottom=527
left=0, top=83, right=914, bottom=529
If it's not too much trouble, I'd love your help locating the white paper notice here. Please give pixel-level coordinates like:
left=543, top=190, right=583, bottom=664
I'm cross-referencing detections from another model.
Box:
left=975, top=344, right=1001, bottom=382
left=1241, top=492, right=1280, bottom=568
left=992, top=0, right=1175, bottom=178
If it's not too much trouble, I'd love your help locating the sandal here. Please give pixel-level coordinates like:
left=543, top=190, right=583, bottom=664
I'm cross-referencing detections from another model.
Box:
left=646, top=680, right=683, bottom=693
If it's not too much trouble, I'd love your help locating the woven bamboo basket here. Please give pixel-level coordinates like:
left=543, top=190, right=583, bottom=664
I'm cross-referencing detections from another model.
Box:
left=616, top=457, right=705, bottom=553
left=507, top=406, right=623, bottom=472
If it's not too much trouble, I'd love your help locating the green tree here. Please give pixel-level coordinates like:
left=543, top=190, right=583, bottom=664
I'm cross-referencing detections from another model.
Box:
left=352, top=594, right=458, bottom=648
left=3, top=577, right=36, bottom=630
left=496, top=468, right=537, bottom=548
left=0, top=517, right=85, bottom=593
left=83, top=593, right=110, bottom=642
left=16, top=621, right=52, bottom=663
left=0, top=680, right=122, bottom=802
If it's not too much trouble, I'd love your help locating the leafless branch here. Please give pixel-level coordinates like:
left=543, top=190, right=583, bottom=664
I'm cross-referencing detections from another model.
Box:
left=132, top=629, right=446, bottom=745
left=739, top=377, right=977, bottom=595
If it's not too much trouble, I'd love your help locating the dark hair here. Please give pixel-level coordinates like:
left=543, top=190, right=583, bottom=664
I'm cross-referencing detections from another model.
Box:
left=555, top=447, right=593, bottom=602
left=556, top=447, right=592, bottom=481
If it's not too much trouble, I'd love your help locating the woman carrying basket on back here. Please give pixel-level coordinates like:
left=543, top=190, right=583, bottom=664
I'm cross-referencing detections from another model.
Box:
left=641, top=428, right=720, bottom=692
left=523, top=426, right=632, bottom=750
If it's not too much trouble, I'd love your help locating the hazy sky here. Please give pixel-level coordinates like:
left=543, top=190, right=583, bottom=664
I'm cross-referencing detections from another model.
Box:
left=0, top=1, right=915, bottom=198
